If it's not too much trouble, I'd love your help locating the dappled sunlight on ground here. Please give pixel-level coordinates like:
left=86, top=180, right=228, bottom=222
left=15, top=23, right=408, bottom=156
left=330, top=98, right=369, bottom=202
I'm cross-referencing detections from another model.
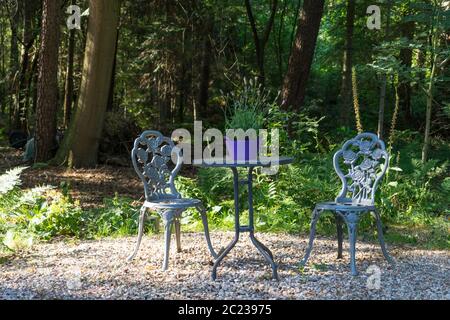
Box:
left=1, top=232, right=448, bottom=300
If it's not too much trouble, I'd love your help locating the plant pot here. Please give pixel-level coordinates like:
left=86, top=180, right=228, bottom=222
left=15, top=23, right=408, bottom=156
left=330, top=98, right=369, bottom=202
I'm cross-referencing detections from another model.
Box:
left=225, top=136, right=260, bottom=162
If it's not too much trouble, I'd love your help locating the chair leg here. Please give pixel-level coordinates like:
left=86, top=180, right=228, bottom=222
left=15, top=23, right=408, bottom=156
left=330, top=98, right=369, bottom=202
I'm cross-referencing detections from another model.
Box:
left=127, top=206, right=147, bottom=261
left=373, top=209, right=395, bottom=265
left=162, top=217, right=174, bottom=271
left=335, top=214, right=344, bottom=259
left=343, top=212, right=359, bottom=276
left=197, top=205, right=218, bottom=259
left=300, top=208, right=322, bottom=267
left=174, top=219, right=182, bottom=253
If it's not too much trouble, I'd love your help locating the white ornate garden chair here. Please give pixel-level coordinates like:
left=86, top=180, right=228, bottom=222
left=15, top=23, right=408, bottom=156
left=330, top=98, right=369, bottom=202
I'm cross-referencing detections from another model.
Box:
left=127, top=130, right=217, bottom=270
left=300, top=132, right=395, bottom=275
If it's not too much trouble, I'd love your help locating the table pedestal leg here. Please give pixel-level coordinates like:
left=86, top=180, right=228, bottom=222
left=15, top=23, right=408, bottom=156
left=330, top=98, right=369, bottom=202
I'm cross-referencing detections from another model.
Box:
left=211, top=232, right=239, bottom=280
left=250, top=233, right=274, bottom=260
left=211, top=167, right=278, bottom=281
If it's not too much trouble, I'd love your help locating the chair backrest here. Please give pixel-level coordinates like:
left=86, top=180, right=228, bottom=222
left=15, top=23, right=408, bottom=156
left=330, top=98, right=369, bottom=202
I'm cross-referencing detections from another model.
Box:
left=333, top=132, right=389, bottom=205
left=131, top=130, right=182, bottom=201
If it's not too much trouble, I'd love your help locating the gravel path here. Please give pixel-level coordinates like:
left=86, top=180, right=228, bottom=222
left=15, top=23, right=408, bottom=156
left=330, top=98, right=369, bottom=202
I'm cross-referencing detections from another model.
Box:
left=1, top=232, right=448, bottom=300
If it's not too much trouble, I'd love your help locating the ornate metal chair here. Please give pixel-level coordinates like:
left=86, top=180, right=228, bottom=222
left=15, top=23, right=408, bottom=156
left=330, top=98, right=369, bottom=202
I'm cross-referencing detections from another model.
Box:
left=127, top=130, right=218, bottom=270
left=300, top=132, right=395, bottom=275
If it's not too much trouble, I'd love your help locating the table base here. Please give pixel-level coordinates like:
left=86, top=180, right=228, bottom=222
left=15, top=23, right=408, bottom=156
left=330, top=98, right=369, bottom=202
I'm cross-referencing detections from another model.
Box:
left=211, top=167, right=279, bottom=281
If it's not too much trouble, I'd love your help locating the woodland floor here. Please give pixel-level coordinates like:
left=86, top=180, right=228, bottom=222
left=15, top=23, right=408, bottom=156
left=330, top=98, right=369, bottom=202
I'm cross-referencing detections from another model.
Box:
left=0, top=232, right=449, bottom=300
left=1, top=147, right=449, bottom=300
left=0, top=147, right=144, bottom=208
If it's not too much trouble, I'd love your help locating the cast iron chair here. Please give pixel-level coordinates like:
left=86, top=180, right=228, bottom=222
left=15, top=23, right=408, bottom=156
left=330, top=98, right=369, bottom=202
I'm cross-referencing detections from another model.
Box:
left=300, top=132, right=395, bottom=275
left=127, top=130, right=218, bottom=270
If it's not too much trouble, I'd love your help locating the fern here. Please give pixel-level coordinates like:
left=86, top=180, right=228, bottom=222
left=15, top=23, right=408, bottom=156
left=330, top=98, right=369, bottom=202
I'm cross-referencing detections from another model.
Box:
left=0, top=167, right=28, bottom=195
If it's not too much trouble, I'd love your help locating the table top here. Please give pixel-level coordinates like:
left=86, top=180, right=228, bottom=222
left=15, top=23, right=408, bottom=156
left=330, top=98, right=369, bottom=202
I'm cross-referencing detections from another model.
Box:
left=193, top=156, right=294, bottom=168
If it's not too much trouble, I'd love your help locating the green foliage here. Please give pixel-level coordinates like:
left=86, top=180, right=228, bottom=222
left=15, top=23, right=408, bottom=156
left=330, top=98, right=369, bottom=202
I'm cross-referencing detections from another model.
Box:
left=381, top=156, right=449, bottom=220
left=88, top=195, right=140, bottom=237
left=174, top=129, right=449, bottom=248
left=222, top=78, right=272, bottom=131
left=0, top=168, right=141, bottom=253
left=1, top=125, right=448, bottom=254
left=0, top=166, right=27, bottom=195
left=0, top=167, right=86, bottom=250
left=267, top=104, right=325, bottom=155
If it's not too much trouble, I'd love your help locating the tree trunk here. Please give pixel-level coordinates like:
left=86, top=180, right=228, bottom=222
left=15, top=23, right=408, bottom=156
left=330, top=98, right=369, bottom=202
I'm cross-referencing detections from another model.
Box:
left=0, top=10, right=6, bottom=115
left=9, top=5, right=20, bottom=130
left=198, top=20, right=213, bottom=119
left=289, top=0, right=302, bottom=55
left=421, top=22, right=441, bottom=165
left=244, top=0, right=278, bottom=87
left=398, top=19, right=415, bottom=127
left=276, top=0, right=288, bottom=85
left=377, top=0, right=392, bottom=139
left=18, top=0, right=39, bottom=132
left=35, top=0, right=61, bottom=162
left=281, top=0, right=325, bottom=111
left=377, top=76, right=387, bottom=139
left=339, top=0, right=355, bottom=125
left=421, top=55, right=437, bottom=163
left=54, top=0, right=121, bottom=168
left=63, top=27, right=76, bottom=128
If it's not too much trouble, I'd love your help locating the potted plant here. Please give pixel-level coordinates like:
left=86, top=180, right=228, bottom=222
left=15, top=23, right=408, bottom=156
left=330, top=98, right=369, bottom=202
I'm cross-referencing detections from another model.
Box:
left=222, top=78, right=269, bottom=162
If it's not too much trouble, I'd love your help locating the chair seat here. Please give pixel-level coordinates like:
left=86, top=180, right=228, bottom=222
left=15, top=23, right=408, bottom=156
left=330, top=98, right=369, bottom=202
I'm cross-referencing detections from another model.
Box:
left=316, top=201, right=375, bottom=212
left=144, top=198, right=201, bottom=209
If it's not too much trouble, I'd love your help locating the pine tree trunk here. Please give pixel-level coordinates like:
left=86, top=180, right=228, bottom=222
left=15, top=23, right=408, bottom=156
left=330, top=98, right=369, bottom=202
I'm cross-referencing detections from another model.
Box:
left=54, top=0, right=121, bottom=168
left=281, top=0, right=325, bottom=111
left=35, top=0, right=61, bottom=162
left=339, top=0, right=355, bottom=125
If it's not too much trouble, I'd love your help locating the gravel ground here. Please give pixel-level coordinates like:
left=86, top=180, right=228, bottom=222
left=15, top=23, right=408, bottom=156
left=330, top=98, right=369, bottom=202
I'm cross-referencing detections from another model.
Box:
left=0, top=232, right=448, bottom=300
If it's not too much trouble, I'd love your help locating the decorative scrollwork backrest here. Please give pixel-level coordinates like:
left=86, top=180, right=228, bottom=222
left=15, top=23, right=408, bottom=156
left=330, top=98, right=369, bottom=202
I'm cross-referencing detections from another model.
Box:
left=333, top=132, right=389, bottom=205
left=131, top=131, right=182, bottom=201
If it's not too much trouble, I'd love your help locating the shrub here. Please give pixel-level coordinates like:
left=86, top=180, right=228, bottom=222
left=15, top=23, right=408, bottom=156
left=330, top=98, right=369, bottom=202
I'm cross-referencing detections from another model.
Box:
left=0, top=167, right=88, bottom=251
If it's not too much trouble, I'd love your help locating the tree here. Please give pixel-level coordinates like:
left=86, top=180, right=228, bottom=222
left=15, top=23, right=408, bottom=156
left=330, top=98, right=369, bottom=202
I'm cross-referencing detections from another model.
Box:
left=377, top=0, right=392, bottom=139
left=244, top=0, right=278, bottom=87
left=8, top=0, right=20, bottom=130
left=338, top=0, right=355, bottom=125
left=198, top=18, right=214, bottom=119
left=421, top=0, right=449, bottom=163
left=54, top=0, right=121, bottom=168
left=281, top=0, right=325, bottom=112
left=63, top=1, right=77, bottom=128
left=35, top=0, right=61, bottom=162
left=398, top=5, right=416, bottom=126
left=17, top=0, right=41, bottom=132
